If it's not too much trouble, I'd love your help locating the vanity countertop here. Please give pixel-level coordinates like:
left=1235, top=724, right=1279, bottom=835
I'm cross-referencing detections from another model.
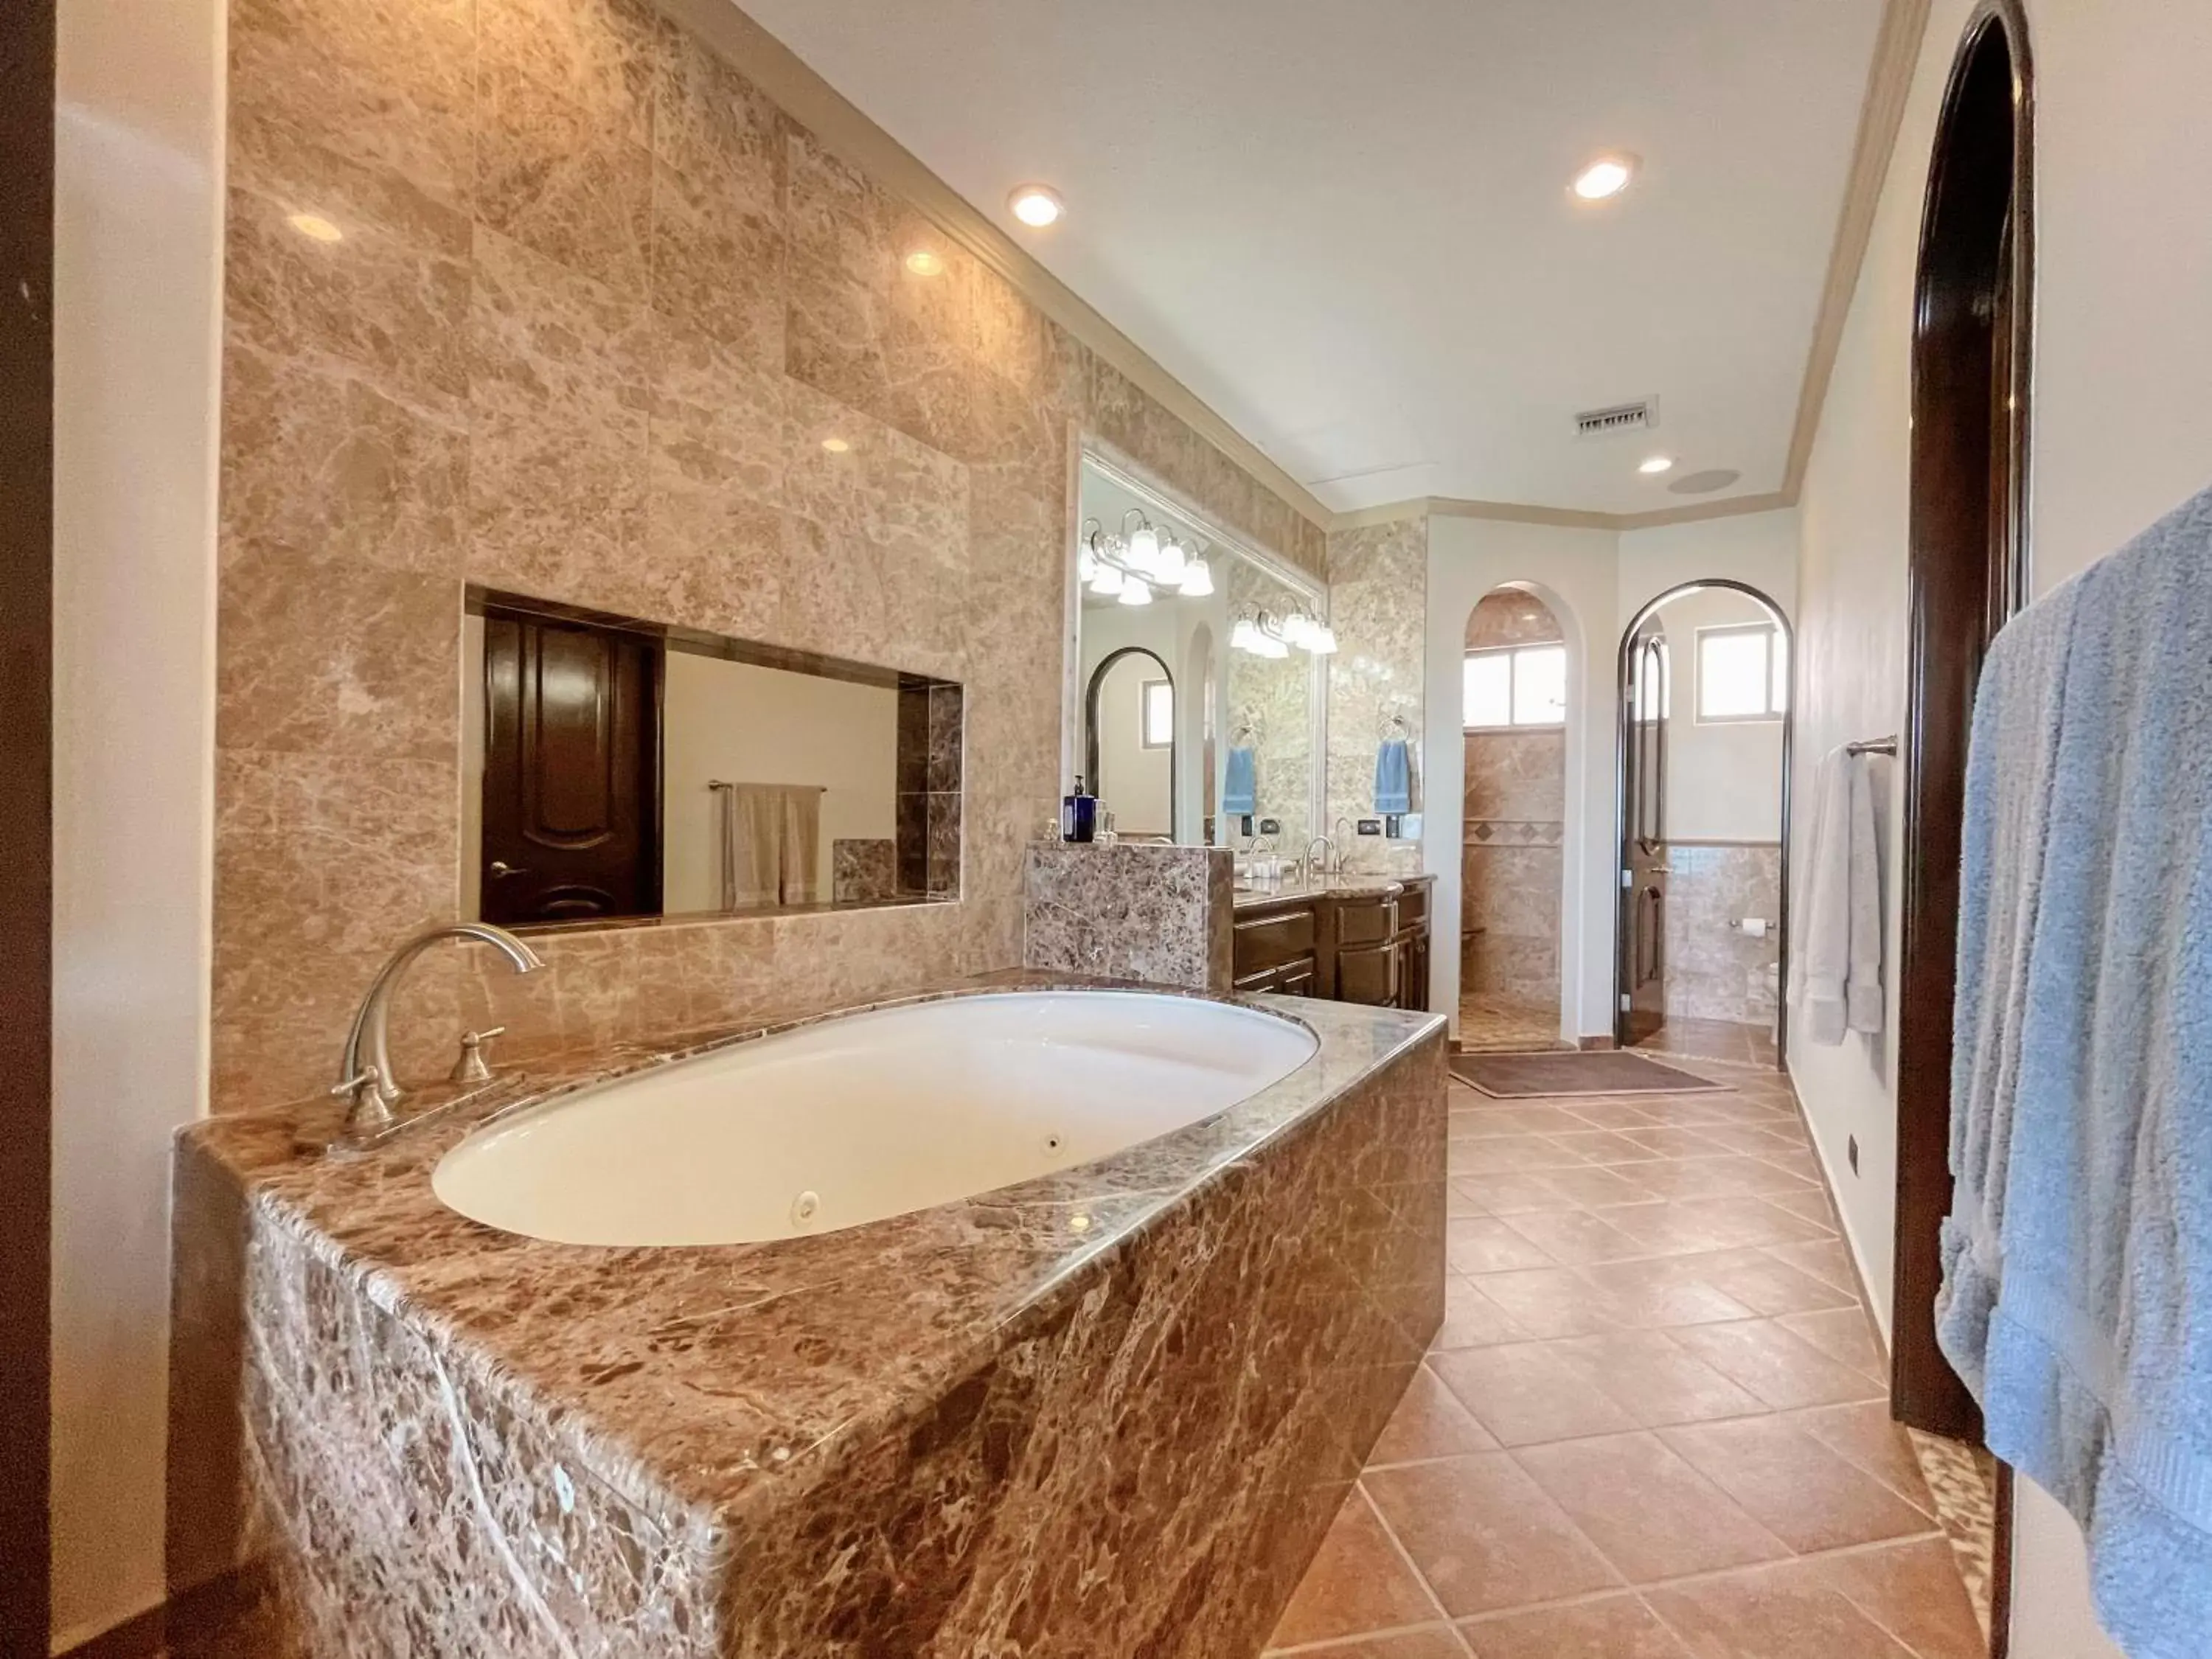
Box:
left=1231, top=871, right=1433, bottom=913
left=178, top=970, right=1444, bottom=1540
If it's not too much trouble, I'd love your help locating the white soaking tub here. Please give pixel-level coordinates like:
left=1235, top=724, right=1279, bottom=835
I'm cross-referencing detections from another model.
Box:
left=431, top=990, right=1318, bottom=1247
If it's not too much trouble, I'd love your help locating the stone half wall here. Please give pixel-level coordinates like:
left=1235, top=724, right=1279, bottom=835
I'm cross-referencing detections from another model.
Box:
left=171, top=1016, right=1447, bottom=1656
left=1022, top=842, right=1234, bottom=992
left=211, top=0, right=1328, bottom=1115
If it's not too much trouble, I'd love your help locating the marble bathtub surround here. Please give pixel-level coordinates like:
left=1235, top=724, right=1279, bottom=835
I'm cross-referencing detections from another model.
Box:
left=1324, top=516, right=1428, bottom=874
left=1663, top=841, right=1783, bottom=1029
left=172, top=973, right=1447, bottom=1656
left=1023, top=842, right=1234, bottom=992
left=213, top=0, right=1328, bottom=1115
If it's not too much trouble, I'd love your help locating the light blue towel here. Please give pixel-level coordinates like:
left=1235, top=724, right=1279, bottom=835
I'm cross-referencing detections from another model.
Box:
left=1939, top=481, right=2212, bottom=1659
left=1373, top=739, right=1413, bottom=814
left=1222, top=745, right=1257, bottom=815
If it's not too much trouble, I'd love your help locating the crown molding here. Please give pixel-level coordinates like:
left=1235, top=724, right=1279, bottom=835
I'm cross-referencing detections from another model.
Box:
left=658, top=0, right=1333, bottom=530
left=1782, top=0, right=1933, bottom=496
left=660, top=0, right=1926, bottom=551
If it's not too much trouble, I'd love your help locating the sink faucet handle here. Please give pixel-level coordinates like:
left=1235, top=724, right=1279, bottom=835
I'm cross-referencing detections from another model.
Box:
left=330, top=1064, right=381, bottom=1100
left=448, top=1025, right=508, bottom=1086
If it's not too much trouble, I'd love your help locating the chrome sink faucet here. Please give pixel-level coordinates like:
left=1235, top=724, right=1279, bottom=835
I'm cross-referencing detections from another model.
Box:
left=1301, top=836, right=1338, bottom=883
left=333, top=922, right=544, bottom=1137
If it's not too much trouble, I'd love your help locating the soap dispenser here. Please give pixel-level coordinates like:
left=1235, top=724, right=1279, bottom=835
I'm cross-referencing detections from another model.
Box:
left=1060, top=776, right=1098, bottom=844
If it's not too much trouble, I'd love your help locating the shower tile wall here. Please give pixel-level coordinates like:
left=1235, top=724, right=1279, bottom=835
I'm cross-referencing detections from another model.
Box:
left=1663, top=841, right=1782, bottom=1027
left=1460, top=591, right=1564, bottom=1009
left=209, top=0, right=1330, bottom=1113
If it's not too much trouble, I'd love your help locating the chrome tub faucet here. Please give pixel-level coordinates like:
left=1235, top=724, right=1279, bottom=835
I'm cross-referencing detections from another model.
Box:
left=333, top=922, right=544, bottom=1139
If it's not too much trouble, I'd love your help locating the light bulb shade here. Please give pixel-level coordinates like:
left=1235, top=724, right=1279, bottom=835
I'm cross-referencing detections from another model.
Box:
left=1088, top=565, right=1125, bottom=598
left=1077, top=546, right=1098, bottom=582
left=1118, top=578, right=1153, bottom=606
left=1283, top=612, right=1315, bottom=647
left=1178, top=558, right=1214, bottom=597
left=1127, top=524, right=1160, bottom=574
left=1260, top=635, right=1290, bottom=658
left=1155, top=535, right=1187, bottom=579
left=1311, top=625, right=1339, bottom=655
left=1230, top=616, right=1260, bottom=652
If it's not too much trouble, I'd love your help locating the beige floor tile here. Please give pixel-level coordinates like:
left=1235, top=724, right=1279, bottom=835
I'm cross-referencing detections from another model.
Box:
left=1364, top=1453, right=1623, bottom=1618
left=1511, top=1432, right=1792, bottom=1582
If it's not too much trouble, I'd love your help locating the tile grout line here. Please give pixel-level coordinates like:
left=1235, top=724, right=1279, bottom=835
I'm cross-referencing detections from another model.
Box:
left=1349, top=1479, right=1481, bottom=1657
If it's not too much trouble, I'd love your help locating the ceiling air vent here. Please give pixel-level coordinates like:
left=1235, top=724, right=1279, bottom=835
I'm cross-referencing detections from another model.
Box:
left=1573, top=398, right=1658, bottom=439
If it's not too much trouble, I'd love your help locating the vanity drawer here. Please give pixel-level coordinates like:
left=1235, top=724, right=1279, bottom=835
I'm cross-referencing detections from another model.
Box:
left=1234, top=905, right=1319, bottom=977
left=1395, top=881, right=1429, bottom=932
left=1332, top=895, right=1398, bottom=947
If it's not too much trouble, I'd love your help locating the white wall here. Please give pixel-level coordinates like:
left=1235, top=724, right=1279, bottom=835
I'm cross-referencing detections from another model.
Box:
left=1789, top=0, right=2212, bottom=1649
left=50, top=0, right=225, bottom=1646
left=1425, top=508, right=1798, bottom=1043
left=1079, top=593, right=1220, bottom=842
left=1093, top=656, right=1172, bottom=835
left=660, top=656, right=897, bottom=914
left=1649, top=587, right=1786, bottom=844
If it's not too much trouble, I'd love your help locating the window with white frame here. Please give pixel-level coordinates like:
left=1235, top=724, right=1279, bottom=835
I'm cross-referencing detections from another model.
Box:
left=1463, top=644, right=1568, bottom=729
left=1695, top=622, right=1788, bottom=722
left=1140, top=678, right=1174, bottom=748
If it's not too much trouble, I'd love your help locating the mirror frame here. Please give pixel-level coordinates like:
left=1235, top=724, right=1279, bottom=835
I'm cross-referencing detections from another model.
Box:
left=1065, top=439, right=1329, bottom=846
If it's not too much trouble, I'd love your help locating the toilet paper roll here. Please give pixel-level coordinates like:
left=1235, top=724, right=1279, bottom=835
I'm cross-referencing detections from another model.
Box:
left=1739, top=917, right=1769, bottom=939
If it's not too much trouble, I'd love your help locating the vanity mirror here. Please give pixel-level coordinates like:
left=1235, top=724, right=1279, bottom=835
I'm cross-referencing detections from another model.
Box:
left=462, top=589, right=961, bottom=928
left=1071, top=451, right=1328, bottom=847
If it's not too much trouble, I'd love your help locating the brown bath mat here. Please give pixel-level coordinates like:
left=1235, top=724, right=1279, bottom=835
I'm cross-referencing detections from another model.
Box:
left=1450, top=1049, right=1723, bottom=1099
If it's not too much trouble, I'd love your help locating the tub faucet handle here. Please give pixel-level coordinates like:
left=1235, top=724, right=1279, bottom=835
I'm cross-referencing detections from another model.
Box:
left=449, top=1026, right=508, bottom=1086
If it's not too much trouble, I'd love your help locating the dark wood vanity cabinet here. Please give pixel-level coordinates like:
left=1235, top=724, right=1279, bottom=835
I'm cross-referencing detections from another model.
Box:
left=1232, top=876, right=1433, bottom=1012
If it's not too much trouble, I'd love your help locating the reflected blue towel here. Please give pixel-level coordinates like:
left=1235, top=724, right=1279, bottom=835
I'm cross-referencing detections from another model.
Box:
left=1374, top=740, right=1412, bottom=813
left=1222, top=745, right=1257, bottom=815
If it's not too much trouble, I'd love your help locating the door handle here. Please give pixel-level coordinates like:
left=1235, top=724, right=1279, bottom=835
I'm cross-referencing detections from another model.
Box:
left=489, top=860, right=531, bottom=879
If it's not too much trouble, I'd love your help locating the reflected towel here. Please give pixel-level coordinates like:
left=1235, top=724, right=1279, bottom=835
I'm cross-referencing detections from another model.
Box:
left=721, top=784, right=825, bottom=909
left=1791, top=745, right=1883, bottom=1044
left=1938, top=481, right=2212, bottom=1659
left=1222, top=745, right=1258, bottom=815
left=1374, top=739, right=1413, bottom=814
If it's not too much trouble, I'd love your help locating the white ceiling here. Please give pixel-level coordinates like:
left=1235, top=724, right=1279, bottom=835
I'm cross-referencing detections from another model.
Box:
left=739, top=0, right=1885, bottom=517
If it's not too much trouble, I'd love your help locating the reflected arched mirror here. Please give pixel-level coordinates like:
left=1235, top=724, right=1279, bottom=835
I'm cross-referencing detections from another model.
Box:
left=1084, top=647, right=1175, bottom=839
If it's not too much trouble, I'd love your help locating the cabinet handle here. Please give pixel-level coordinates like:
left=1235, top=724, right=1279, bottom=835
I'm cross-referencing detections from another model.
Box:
left=489, top=860, right=531, bottom=879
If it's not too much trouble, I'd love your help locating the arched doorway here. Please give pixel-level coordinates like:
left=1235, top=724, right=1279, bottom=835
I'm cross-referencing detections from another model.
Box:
left=1084, top=647, right=1175, bottom=840
left=1458, top=587, right=1568, bottom=1051
left=1613, top=579, right=1794, bottom=1067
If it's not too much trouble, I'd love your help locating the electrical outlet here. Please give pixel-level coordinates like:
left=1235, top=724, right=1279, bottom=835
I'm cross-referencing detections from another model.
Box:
left=1258, top=817, right=1281, bottom=835
left=1357, top=818, right=1383, bottom=836
left=1848, top=1135, right=1860, bottom=1175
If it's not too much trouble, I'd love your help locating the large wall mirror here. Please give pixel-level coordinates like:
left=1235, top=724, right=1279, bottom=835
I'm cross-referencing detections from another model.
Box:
left=462, top=588, right=961, bottom=928
left=1073, top=451, right=1328, bottom=847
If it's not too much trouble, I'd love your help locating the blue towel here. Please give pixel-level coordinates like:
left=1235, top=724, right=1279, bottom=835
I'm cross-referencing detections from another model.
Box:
left=1222, top=745, right=1257, bottom=815
left=1939, top=481, right=2212, bottom=1659
left=1373, top=740, right=1413, bottom=814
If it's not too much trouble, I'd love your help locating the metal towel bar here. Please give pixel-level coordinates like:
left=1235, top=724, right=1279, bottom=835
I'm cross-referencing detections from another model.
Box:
left=1846, top=736, right=1899, bottom=757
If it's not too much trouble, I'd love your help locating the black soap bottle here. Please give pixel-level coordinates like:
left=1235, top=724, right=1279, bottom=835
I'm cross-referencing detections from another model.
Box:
left=1061, top=776, right=1098, bottom=844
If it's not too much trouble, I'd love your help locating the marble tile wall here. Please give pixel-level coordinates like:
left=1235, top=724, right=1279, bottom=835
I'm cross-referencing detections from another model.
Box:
left=1023, top=844, right=1233, bottom=992
left=1324, top=515, right=1427, bottom=873
left=1663, top=841, right=1783, bottom=1027
left=212, top=0, right=1328, bottom=1113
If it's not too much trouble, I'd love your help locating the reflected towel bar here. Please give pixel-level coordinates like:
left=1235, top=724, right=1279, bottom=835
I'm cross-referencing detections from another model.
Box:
left=1846, top=736, right=1899, bottom=757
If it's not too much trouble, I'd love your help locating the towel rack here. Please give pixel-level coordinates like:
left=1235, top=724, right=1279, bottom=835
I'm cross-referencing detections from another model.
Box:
left=1845, top=736, right=1899, bottom=757
left=1377, top=709, right=1413, bottom=742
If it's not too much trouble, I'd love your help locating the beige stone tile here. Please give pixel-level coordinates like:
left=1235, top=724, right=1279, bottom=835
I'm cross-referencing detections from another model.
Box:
left=1363, top=1453, right=1621, bottom=1618
left=476, top=60, right=653, bottom=298
left=217, top=543, right=459, bottom=761
left=1461, top=1594, right=1689, bottom=1658
left=229, top=0, right=476, bottom=215
left=1666, top=1320, right=1888, bottom=1411
left=648, top=156, right=786, bottom=368
left=1430, top=1343, right=1638, bottom=1447
left=1660, top=1416, right=1934, bottom=1554
left=479, top=0, right=669, bottom=147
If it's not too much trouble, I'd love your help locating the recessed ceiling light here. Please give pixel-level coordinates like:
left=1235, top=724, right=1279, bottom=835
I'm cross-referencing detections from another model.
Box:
left=1669, top=467, right=1742, bottom=496
left=1008, top=184, right=1065, bottom=229
left=287, top=212, right=344, bottom=243
left=1571, top=155, right=1638, bottom=201
left=1638, top=454, right=1675, bottom=475
left=820, top=437, right=850, bottom=454
left=903, top=249, right=944, bottom=277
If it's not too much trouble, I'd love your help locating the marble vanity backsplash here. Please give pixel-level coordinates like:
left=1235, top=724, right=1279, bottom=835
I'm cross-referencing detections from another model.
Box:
left=169, top=975, right=1447, bottom=1657
left=1021, top=842, right=1234, bottom=992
